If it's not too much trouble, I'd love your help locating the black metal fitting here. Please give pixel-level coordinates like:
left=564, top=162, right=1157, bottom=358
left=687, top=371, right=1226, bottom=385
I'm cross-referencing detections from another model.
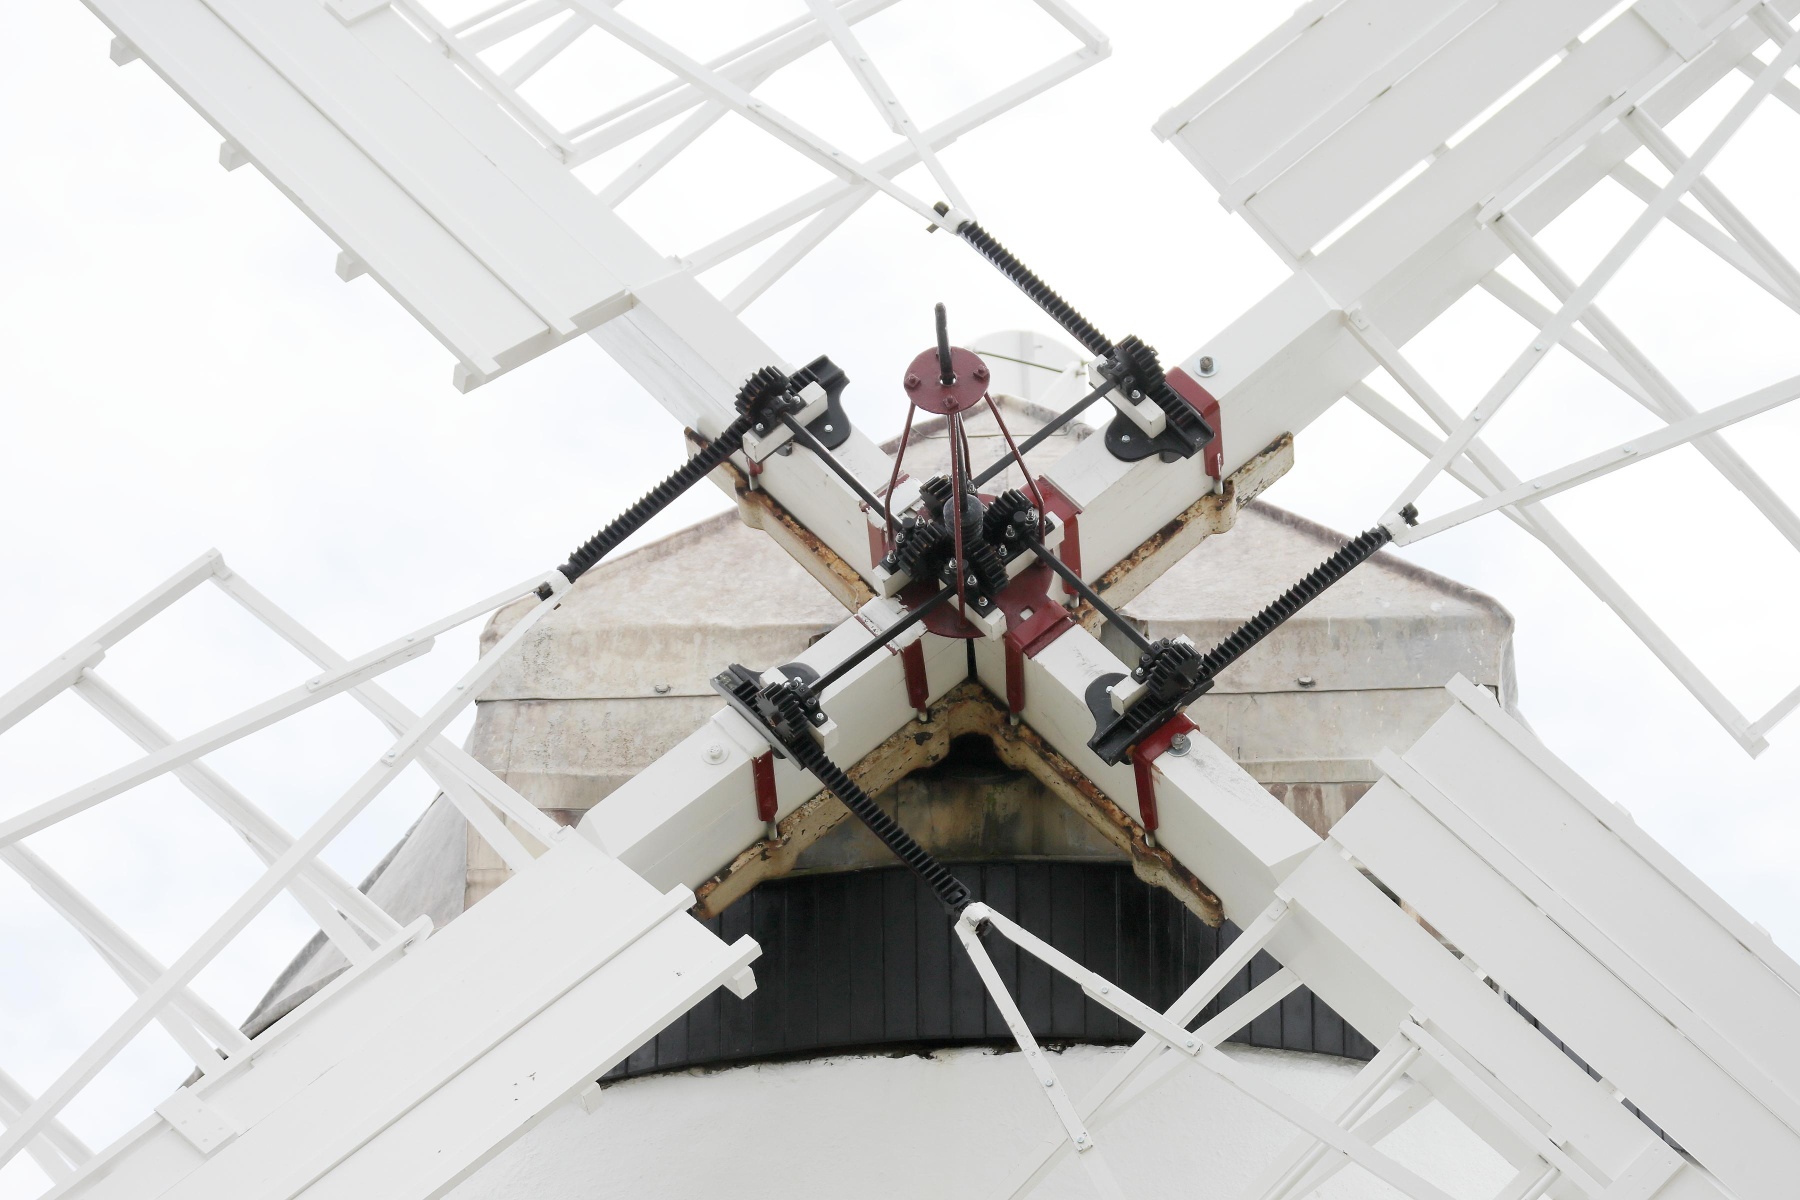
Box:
left=534, top=366, right=808, bottom=599
left=1085, top=527, right=1395, bottom=765
left=1098, top=335, right=1215, bottom=464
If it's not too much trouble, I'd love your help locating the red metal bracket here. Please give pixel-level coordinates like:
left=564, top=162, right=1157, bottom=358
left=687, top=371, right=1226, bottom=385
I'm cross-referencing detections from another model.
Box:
left=900, top=640, right=929, bottom=712
left=1004, top=640, right=1026, bottom=716
left=751, top=751, right=778, bottom=824
left=1129, top=713, right=1196, bottom=836
left=1167, top=367, right=1223, bottom=481
left=1035, top=479, right=1082, bottom=600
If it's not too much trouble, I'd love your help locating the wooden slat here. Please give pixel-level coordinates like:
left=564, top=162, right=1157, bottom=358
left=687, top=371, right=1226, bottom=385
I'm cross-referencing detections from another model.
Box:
left=1248, top=0, right=1619, bottom=255
left=1173, top=0, right=1469, bottom=199
left=1409, top=688, right=1800, bottom=1096
left=196, top=0, right=625, bottom=336
left=1314, top=7, right=1678, bottom=303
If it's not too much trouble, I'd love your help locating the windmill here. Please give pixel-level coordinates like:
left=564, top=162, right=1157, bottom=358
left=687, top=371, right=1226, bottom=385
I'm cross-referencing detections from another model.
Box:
left=2, top=1, right=1799, bottom=1199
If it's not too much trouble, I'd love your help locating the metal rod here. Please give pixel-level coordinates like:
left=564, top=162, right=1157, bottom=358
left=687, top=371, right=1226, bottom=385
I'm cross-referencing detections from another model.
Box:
left=971, top=379, right=1114, bottom=488
left=778, top=413, right=884, bottom=511
left=882, top=401, right=918, bottom=541
left=1023, top=537, right=1153, bottom=655
left=935, top=301, right=955, bottom=385
left=949, top=413, right=969, bottom=618
left=979, top=391, right=1045, bottom=513
left=807, top=587, right=952, bottom=697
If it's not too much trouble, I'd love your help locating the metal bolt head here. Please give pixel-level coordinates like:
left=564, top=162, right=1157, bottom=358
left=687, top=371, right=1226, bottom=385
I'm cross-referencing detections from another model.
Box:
left=905, top=373, right=921, bottom=390
left=1197, top=355, right=1216, bottom=377
left=653, top=682, right=672, bottom=694
left=1297, top=675, right=1316, bottom=689
left=1130, top=390, right=1143, bottom=400
left=973, top=365, right=989, bottom=381
left=1168, top=733, right=1191, bottom=756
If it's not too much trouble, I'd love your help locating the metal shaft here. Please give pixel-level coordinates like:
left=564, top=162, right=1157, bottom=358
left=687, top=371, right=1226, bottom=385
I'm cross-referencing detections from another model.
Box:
left=971, top=379, right=1115, bottom=489
left=779, top=413, right=884, bottom=511
left=1025, top=537, right=1154, bottom=656
left=807, top=587, right=953, bottom=698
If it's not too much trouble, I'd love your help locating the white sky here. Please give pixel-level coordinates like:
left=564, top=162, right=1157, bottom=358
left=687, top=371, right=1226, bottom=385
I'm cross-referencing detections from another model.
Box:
left=3, top=0, right=1800, bottom=1188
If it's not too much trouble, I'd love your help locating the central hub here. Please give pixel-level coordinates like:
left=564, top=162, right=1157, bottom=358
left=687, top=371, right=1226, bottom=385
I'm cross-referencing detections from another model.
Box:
left=902, top=346, right=990, bottom=415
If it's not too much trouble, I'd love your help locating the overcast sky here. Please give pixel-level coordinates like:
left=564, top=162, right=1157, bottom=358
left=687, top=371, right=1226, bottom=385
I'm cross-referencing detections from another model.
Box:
left=4, top=0, right=1800, bottom=1187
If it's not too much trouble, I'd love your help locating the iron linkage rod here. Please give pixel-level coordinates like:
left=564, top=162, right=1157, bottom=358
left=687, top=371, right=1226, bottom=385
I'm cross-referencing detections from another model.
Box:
left=971, top=380, right=1115, bottom=489
left=1024, top=537, right=1154, bottom=656
left=806, top=586, right=953, bottom=699
left=777, top=413, right=885, bottom=512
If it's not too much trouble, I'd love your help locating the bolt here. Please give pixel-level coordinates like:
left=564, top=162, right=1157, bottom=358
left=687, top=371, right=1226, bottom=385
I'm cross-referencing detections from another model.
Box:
left=703, top=743, right=728, bottom=765
left=1169, top=733, right=1191, bottom=756
left=653, top=683, right=671, bottom=694
left=755, top=423, right=767, bottom=434
left=823, top=424, right=834, bottom=433
left=905, top=373, right=921, bottom=390
left=1130, top=390, right=1143, bottom=400
left=1185, top=1037, right=1198, bottom=1050
left=1132, top=668, right=1146, bottom=681
left=973, top=366, right=989, bottom=381
left=1297, top=675, right=1316, bottom=688
left=1120, top=433, right=1132, bottom=443
left=1197, top=355, right=1215, bottom=376
left=1043, top=1078, right=1055, bottom=1089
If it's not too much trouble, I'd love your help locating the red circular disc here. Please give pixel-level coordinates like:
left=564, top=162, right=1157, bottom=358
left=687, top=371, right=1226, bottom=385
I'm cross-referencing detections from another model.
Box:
left=902, top=347, right=990, bottom=415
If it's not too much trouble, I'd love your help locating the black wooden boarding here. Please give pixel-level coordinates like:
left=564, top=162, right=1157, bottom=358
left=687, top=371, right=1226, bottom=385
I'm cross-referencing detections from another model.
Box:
left=609, top=861, right=1376, bottom=1080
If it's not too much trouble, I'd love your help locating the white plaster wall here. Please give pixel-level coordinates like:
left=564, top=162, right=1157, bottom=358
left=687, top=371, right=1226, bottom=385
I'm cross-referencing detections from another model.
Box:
left=452, top=1045, right=1515, bottom=1199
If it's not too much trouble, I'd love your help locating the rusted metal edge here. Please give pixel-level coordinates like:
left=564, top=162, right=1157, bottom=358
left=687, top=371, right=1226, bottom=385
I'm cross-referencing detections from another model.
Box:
left=1070, top=433, right=1295, bottom=635
left=690, top=681, right=1223, bottom=925
left=687, top=429, right=876, bottom=613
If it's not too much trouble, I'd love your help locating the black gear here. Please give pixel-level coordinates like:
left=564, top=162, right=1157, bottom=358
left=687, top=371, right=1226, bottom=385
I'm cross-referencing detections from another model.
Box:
left=963, top=541, right=1010, bottom=599
left=1109, top=335, right=1166, bottom=398
left=1141, top=638, right=1203, bottom=703
left=755, top=679, right=820, bottom=746
left=735, top=365, right=795, bottom=421
left=918, top=475, right=954, bottom=513
left=891, top=517, right=950, bottom=581
left=982, top=489, right=1038, bottom=548
left=1102, top=336, right=1212, bottom=457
